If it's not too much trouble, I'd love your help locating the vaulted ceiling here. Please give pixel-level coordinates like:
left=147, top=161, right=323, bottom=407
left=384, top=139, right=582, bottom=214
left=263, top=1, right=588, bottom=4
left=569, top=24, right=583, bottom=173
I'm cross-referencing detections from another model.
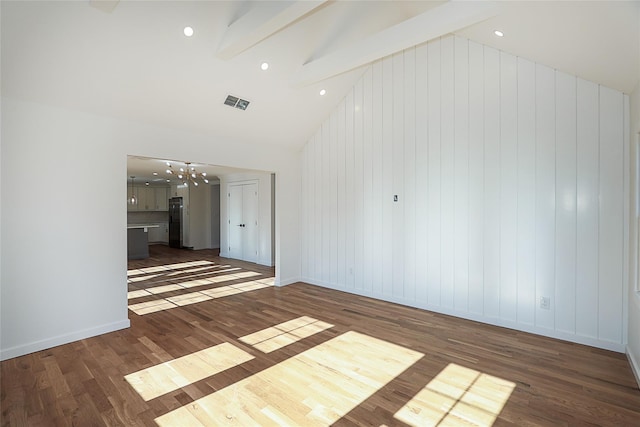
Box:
left=2, top=1, right=638, bottom=153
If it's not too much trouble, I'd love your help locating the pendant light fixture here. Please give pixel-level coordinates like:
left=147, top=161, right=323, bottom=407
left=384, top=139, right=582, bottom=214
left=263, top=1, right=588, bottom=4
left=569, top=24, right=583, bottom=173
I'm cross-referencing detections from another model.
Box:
left=165, top=161, right=209, bottom=186
left=128, top=176, right=138, bottom=205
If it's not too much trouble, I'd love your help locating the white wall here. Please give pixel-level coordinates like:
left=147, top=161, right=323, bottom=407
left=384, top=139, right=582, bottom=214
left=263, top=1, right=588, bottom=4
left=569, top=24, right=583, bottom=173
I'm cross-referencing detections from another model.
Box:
left=0, top=97, right=300, bottom=360
left=187, top=183, right=212, bottom=250
left=300, top=35, right=629, bottom=352
left=628, top=81, right=640, bottom=383
left=211, top=184, right=221, bottom=249
left=219, top=172, right=274, bottom=267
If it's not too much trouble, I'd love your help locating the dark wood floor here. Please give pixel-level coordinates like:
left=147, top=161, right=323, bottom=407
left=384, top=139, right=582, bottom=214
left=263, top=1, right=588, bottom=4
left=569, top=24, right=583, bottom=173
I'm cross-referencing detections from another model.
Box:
left=2, top=245, right=640, bottom=426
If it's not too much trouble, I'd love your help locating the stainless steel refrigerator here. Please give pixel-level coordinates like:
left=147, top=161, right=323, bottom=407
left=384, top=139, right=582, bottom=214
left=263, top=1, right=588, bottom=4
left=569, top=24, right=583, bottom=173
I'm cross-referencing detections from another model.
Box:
left=168, top=197, right=183, bottom=248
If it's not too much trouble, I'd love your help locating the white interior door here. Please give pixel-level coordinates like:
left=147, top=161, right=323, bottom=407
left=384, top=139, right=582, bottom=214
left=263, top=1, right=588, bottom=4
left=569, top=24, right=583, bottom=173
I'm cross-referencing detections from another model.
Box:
left=242, top=183, right=258, bottom=262
left=228, top=182, right=259, bottom=262
left=228, top=185, right=244, bottom=260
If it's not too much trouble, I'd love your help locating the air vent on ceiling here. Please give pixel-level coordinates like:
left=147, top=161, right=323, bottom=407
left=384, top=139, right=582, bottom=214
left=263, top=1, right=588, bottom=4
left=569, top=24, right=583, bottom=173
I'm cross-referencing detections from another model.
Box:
left=224, top=95, right=250, bottom=111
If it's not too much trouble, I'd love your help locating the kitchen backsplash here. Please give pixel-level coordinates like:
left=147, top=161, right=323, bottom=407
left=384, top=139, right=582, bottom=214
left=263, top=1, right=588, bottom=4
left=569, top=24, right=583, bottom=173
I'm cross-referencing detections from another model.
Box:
left=127, top=211, right=169, bottom=224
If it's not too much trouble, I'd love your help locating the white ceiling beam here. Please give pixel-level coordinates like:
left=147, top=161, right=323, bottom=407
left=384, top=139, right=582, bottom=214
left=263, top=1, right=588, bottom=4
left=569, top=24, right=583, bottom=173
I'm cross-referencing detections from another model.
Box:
left=294, top=1, right=500, bottom=86
left=217, top=0, right=328, bottom=60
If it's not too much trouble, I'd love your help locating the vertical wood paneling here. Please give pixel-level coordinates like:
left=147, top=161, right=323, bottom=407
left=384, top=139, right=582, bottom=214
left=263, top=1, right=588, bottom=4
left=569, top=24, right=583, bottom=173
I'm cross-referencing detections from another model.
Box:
left=321, top=121, right=331, bottom=284
left=372, top=61, right=384, bottom=294
left=535, top=64, right=555, bottom=330
left=427, top=39, right=442, bottom=305
left=554, top=71, right=577, bottom=334
left=299, top=35, right=628, bottom=350
left=453, top=36, right=469, bottom=311
left=329, top=110, right=339, bottom=286
left=517, top=57, right=536, bottom=325
left=575, top=78, right=599, bottom=338
left=415, top=44, right=428, bottom=303
left=337, top=100, right=347, bottom=287
left=363, top=68, right=374, bottom=293
left=314, top=130, right=323, bottom=282
left=598, top=86, right=624, bottom=343
left=499, top=51, right=518, bottom=322
left=345, top=90, right=355, bottom=289
left=404, top=47, right=416, bottom=301
left=382, top=56, right=393, bottom=296
left=467, top=40, right=484, bottom=315
left=622, top=95, right=630, bottom=343
left=308, top=132, right=317, bottom=280
left=440, top=36, right=455, bottom=309
left=483, top=46, right=500, bottom=319
left=301, top=144, right=309, bottom=279
left=392, top=52, right=405, bottom=297
left=354, top=78, right=364, bottom=291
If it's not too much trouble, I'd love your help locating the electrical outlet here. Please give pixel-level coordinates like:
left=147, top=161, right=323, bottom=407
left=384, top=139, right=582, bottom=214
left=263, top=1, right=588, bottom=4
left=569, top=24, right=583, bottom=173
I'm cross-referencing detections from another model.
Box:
left=540, top=296, right=550, bottom=310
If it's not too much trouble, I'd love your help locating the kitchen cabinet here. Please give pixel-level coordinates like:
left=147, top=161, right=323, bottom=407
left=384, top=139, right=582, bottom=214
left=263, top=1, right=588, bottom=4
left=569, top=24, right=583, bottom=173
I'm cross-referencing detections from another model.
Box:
left=148, top=222, right=168, bottom=243
left=154, top=187, right=168, bottom=211
left=137, top=187, right=155, bottom=211
left=126, top=185, right=170, bottom=211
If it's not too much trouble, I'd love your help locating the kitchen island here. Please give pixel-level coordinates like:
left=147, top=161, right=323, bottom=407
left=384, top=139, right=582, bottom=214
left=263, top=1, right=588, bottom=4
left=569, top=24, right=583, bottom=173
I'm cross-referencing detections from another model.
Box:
left=127, top=224, right=159, bottom=260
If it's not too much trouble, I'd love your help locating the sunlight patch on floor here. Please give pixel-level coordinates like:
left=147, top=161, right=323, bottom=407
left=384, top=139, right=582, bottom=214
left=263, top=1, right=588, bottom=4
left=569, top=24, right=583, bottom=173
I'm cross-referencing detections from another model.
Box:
left=125, top=342, right=253, bottom=401
left=155, top=331, right=424, bottom=426
left=394, top=363, right=515, bottom=427
left=127, top=289, right=152, bottom=299
left=128, top=280, right=273, bottom=315
left=127, top=260, right=215, bottom=276
left=240, top=316, right=334, bottom=353
left=165, top=266, right=240, bottom=278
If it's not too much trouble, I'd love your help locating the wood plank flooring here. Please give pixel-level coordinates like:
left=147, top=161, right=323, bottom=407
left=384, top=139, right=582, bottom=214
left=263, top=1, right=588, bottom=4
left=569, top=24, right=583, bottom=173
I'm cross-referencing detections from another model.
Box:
left=2, top=245, right=640, bottom=426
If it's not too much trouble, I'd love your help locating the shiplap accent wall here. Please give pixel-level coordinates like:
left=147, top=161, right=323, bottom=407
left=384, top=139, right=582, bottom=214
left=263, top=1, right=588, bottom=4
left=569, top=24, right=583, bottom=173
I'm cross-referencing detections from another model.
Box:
left=300, top=35, right=630, bottom=351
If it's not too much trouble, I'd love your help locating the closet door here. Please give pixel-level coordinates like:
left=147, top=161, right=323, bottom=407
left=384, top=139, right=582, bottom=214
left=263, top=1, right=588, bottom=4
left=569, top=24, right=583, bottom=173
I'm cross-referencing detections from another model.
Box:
left=228, top=183, right=258, bottom=262
left=241, top=183, right=258, bottom=262
left=228, top=185, right=244, bottom=260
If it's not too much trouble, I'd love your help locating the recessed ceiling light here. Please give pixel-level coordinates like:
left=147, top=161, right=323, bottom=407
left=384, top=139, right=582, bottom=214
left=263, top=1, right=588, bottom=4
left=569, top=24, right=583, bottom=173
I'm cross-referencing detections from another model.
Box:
left=261, top=62, right=269, bottom=71
left=184, top=26, right=194, bottom=37
left=319, top=89, right=327, bottom=96
left=152, top=172, right=158, bottom=176
left=494, top=30, right=504, bottom=37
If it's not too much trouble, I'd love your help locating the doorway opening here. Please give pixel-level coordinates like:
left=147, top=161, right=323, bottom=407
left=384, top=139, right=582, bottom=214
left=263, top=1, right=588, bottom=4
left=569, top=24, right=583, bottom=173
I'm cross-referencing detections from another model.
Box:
left=125, top=155, right=277, bottom=313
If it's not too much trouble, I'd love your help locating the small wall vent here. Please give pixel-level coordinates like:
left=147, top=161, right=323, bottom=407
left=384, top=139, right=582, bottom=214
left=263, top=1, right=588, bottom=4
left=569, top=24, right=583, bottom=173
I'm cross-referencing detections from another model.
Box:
left=224, top=95, right=250, bottom=110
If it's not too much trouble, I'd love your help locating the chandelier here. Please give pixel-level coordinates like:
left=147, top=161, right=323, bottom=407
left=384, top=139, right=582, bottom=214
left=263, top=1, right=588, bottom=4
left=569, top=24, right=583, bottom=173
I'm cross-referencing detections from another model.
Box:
left=165, top=161, right=209, bottom=186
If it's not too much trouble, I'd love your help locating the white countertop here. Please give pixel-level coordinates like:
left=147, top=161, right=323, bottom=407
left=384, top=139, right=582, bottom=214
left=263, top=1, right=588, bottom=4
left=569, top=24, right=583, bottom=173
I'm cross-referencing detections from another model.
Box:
left=127, top=224, right=160, bottom=231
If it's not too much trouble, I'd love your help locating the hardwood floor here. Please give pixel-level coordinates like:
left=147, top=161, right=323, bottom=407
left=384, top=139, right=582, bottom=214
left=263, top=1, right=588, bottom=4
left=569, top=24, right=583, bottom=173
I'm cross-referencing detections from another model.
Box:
left=2, top=245, right=640, bottom=426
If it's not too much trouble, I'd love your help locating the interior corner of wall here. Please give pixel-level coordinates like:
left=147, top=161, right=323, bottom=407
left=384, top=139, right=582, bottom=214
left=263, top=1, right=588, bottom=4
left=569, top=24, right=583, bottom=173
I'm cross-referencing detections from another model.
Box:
left=627, top=346, right=640, bottom=388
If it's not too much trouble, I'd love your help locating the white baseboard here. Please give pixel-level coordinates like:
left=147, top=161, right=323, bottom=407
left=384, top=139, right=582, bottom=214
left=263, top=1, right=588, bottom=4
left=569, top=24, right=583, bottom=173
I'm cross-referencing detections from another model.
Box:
left=0, top=319, right=130, bottom=361
left=627, top=347, right=640, bottom=389
left=276, top=277, right=299, bottom=287
left=300, top=279, right=626, bottom=353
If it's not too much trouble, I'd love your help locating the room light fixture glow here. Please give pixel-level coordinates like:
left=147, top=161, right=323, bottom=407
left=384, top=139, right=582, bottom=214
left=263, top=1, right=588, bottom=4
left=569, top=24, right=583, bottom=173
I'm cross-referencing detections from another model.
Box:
left=261, top=62, right=269, bottom=71
left=166, top=161, right=209, bottom=186
left=494, top=30, right=504, bottom=37
left=183, top=26, right=194, bottom=37
left=319, top=89, right=327, bottom=96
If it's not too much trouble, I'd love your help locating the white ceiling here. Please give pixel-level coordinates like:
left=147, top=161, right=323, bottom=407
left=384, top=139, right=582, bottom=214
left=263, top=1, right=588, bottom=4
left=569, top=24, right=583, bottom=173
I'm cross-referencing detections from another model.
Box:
left=2, top=1, right=638, bottom=168
left=127, top=155, right=262, bottom=186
